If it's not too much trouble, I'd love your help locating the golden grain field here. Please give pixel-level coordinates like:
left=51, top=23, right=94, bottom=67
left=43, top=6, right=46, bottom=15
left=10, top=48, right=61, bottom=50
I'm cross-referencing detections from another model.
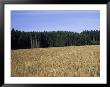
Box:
left=11, top=45, right=100, bottom=77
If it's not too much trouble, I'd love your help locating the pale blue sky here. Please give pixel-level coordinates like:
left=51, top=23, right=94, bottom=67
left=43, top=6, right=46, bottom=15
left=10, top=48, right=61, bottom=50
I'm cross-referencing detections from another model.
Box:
left=11, top=10, right=100, bottom=33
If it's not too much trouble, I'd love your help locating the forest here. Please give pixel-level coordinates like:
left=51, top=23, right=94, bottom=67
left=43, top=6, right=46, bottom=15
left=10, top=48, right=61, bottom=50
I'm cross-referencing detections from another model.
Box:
left=11, top=28, right=100, bottom=49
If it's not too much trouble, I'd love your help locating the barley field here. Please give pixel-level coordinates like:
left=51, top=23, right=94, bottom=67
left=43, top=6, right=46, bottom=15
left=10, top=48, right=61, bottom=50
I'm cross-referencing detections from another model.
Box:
left=11, top=45, right=100, bottom=77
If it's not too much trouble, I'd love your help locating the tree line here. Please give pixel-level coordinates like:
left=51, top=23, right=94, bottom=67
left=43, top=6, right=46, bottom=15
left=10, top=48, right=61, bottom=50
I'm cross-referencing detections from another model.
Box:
left=11, top=28, right=100, bottom=49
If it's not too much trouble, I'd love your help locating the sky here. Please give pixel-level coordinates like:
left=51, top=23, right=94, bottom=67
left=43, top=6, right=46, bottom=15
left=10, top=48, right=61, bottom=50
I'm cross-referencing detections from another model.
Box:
left=11, top=10, right=100, bottom=33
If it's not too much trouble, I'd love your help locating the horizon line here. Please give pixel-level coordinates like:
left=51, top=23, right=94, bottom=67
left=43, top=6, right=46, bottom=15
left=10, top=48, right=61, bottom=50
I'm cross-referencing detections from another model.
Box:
left=11, top=28, right=100, bottom=33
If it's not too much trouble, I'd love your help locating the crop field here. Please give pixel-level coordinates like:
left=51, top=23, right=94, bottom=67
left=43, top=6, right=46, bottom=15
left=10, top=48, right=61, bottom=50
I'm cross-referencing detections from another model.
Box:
left=11, top=45, right=100, bottom=77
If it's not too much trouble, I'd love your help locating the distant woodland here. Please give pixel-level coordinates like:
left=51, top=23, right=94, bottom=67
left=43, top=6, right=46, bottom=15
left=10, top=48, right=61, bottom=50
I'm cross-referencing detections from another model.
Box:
left=11, top=28, right=100, bottom=49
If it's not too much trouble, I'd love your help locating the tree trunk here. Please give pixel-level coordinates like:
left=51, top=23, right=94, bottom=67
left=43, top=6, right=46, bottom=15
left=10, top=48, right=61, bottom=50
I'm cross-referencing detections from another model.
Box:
left=36, top=39, right=38, bottom=48
left=30, top=36, right=33, bottom=48
left=32, top=39, right=34, bottom=48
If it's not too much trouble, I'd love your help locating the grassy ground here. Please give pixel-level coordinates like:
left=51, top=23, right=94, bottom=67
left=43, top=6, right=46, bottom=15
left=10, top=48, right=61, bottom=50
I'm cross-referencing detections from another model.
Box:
left=11, top=45, right=100, bottom=77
